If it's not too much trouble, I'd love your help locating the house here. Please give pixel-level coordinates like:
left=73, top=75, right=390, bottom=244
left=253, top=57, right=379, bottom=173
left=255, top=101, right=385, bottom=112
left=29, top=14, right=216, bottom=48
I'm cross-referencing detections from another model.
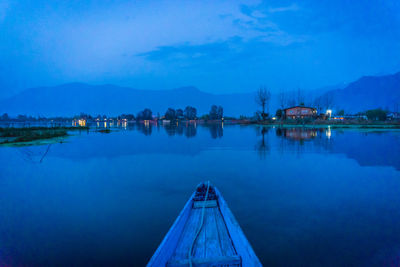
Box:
left=284, top=106, right=317, bottom=119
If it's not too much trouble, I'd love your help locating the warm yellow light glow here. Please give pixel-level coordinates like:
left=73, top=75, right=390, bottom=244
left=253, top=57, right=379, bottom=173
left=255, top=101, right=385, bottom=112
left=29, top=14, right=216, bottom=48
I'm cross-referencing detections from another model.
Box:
left=78, top=119, right=86, bottom=127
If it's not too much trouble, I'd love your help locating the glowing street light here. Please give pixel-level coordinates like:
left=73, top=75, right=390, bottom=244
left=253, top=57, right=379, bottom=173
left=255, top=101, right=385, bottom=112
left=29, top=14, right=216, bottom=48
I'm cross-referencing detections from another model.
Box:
left=326, top=109, right=332, bottom=118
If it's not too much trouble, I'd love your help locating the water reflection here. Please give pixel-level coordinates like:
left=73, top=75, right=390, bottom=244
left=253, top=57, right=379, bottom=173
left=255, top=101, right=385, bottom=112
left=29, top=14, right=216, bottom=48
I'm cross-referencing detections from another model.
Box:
left=75, top=124, right=400, bottom=170
left=163, top=122, right=197, bottom=138
left=275, top=127, right=333, bottom=156
left=184, top=123, right=197, bottom=138
left=4, top=123, right=398, bottom=172
left=205, top=123, right=223, bottom=139
left=255, top=127, right=270, bottom=158
left=277, top=127, right=320, bottom=141
left=273, top=126, right=400, bottom=170
left=133, top=122, right=153, bottom=136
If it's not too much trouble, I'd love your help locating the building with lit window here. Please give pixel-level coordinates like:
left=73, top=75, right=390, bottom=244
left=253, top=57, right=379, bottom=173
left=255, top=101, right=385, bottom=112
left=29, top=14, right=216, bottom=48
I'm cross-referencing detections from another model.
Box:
left=284, top=106, right=317, bottom=119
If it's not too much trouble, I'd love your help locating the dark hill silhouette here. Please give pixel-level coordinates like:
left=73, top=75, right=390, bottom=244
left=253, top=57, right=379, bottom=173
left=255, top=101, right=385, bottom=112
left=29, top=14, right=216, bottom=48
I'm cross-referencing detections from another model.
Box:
left=317, top=72, right=400, bottom=113
left=0, top=83, right=257, bottom=117
left=1, top=71, right=399, bottom=116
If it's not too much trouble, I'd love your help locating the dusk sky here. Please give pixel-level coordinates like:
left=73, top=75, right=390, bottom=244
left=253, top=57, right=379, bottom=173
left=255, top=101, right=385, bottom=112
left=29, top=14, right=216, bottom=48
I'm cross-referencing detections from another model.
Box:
left=1, top=0, right=400, bottom=98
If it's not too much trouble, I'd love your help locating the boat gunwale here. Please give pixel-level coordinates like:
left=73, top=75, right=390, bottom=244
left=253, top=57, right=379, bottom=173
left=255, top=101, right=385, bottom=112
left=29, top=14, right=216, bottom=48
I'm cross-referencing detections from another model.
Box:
left=215, top=186, right=262, bottom=266
left=147, top=191, right=195, bottom=266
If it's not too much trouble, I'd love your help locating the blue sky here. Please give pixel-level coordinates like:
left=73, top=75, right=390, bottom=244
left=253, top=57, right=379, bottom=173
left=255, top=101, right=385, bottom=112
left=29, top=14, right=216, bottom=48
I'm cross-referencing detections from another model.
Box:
left=0, top=0, right=399, bottom=98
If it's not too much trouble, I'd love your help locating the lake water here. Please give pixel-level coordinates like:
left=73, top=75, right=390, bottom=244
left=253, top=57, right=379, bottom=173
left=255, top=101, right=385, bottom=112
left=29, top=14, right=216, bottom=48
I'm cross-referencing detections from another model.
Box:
left=0, top=124, right=400, bottom=266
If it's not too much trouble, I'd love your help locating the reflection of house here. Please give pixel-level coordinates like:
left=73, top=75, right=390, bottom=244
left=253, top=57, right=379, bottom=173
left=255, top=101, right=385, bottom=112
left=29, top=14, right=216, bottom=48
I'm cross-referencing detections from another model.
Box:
left=283, top=128, right=318, bottom=140
left=284, top=106, right=317, bottom=119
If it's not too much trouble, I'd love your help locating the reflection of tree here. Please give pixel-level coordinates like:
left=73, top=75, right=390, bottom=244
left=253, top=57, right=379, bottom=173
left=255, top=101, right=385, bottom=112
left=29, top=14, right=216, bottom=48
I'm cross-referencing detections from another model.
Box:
left=276, top=127, right=283, bottom=137
left=163, top=123, right=197, bottom=138
left=176, top=124, right=184, bottom=136
left=18, top=147, right=39, bottom=163
left=17, top=144, right=54, bottom=164
left=207, top=123, right=223, bottom=139
left=255, top=127, right=269, bottom=159
left=164, top=123, right=180, bottom=136
left=184, top=124, right=197, bottom=138
left=136, top=123, right=152, bottom=136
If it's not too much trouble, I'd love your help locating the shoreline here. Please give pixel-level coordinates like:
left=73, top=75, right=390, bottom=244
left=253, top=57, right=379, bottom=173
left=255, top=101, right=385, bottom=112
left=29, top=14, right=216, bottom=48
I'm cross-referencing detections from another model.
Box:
left=0, top=126, right=88, bottom=146
left=218, top=119, right=400, bottom=129
left=251, top=123, right=400, bottom=129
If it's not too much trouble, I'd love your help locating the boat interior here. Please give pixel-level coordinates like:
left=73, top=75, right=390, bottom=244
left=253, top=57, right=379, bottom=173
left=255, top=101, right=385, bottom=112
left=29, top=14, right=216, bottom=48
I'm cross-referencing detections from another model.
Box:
left=166, top=183, right=241, bottom=267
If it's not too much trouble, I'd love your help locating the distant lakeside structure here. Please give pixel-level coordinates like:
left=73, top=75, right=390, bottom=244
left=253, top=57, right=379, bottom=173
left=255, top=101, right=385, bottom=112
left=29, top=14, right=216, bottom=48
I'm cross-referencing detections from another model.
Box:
left=283, top=106, right=317, bottom=120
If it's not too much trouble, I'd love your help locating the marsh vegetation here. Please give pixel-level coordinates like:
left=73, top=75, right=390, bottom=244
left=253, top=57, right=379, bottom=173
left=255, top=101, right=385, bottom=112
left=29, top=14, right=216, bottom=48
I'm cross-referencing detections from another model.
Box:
left=0, top=126, right=88, bottom=144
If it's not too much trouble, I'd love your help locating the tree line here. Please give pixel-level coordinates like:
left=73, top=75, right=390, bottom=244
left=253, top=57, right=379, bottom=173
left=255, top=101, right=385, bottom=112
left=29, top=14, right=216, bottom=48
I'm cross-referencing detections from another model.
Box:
left=0, top=105, right=224, bottom=122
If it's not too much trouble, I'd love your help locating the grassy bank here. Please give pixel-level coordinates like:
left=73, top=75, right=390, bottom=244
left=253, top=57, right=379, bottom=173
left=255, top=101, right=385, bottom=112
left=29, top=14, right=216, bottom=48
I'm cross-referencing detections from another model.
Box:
left=254, top=120, right=400, bottom=129
left=0, top=126, right=88, bottom=145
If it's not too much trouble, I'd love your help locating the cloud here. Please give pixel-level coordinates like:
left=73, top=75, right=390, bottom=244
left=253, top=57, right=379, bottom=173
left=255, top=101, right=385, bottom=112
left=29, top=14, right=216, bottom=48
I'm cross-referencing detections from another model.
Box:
left=137, top=38, right=241, bottom=63
left=268, top=4, right=299, bottom=13
left=136, top=35, right=305, bottom=67
left=6, top=0, right=303, bottom=79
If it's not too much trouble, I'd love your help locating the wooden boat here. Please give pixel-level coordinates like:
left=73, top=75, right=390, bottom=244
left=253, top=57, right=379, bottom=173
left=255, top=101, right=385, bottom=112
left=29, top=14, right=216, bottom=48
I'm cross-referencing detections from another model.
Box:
left=147, top=182, right=262, bottom=266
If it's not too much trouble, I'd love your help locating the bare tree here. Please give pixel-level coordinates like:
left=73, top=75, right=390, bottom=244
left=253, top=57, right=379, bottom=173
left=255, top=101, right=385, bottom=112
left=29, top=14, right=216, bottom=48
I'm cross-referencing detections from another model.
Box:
left=323, top=93, right=334, bottom=111
left=278, top=90, right=286, bottom=109
left=255, top=127, right=269, bottom=159
left=306, top=94, right=314, bottom=108
left=313, top=97, right=322, bottom=114
left=255, top=86, right=271, bottom=120
left=297, top=88, right=305, bottom=106
left=287, top=90, right=296, bottom=107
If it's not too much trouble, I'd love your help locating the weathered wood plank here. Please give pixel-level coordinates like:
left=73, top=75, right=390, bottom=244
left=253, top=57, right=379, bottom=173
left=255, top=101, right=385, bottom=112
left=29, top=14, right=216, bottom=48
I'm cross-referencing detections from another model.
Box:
left=170, top=208, right=201, bottom=260
left=193, top=200, right=218, bottom=208
left=193, top=208, right=207, bottom=259
left=169, top=206, right=238, bottom=264
left=216, top=187, right=262, bottom=266
left=214, top=206, right=237, bottom=257
left=205, top=207, right=223, bottom=258
left=167, top=255, right=241, bottom=267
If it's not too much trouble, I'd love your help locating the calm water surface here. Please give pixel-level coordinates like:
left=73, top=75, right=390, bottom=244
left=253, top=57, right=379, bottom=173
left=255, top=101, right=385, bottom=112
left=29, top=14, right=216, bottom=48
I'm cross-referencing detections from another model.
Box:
left=0, top=124, right=400, bottom=266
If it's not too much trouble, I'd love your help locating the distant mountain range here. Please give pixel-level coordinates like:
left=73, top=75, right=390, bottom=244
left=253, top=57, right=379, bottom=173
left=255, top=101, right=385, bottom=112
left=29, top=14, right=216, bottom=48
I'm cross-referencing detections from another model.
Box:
left=0, top=83, right=256, bottom=117
left=317, top=72, right=400, bottom=113
left=1, top=72, right=399, bottom=116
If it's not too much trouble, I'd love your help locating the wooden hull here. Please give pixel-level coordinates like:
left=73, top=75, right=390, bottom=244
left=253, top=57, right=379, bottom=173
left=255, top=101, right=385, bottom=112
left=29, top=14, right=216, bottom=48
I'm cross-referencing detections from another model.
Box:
left=148, top=183, right=262, bottom=266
